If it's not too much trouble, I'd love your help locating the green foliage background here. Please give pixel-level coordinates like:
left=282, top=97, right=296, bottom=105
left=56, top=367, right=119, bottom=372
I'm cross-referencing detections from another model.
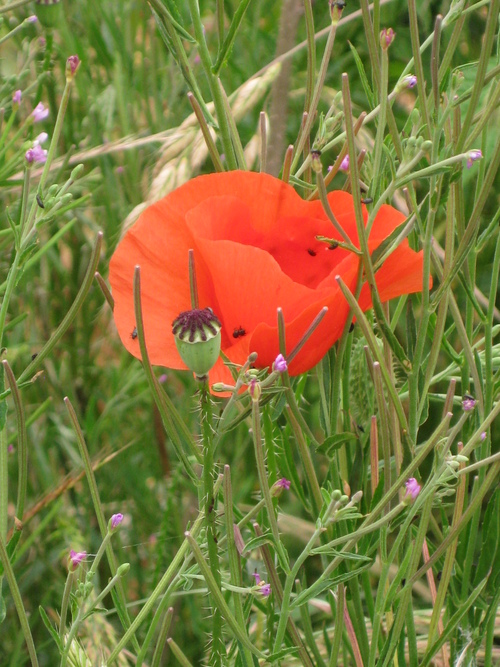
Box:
left=0, top=0, right=498, bottom=664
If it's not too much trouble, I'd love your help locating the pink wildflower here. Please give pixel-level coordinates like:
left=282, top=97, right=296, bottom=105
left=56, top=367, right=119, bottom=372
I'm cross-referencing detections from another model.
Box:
left=32, top=102, right=49, bottom=123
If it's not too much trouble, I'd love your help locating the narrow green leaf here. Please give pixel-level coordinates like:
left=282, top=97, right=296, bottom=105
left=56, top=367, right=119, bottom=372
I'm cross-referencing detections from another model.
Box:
left=348, top=41, right=375, bottom=107
left=39, top=606, right=63, bottom=651
left=316, top=432, right=358, bottom=456
left=473, top=489, right=499, bottom=588
left=212, top=0, right=253, bottom=75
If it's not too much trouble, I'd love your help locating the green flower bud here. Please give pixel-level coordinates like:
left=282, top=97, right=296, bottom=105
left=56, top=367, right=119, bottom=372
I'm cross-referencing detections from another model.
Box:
left=310, top=149, right=323, bottom=174
left=329, top=0, right=346, bottom=25
left=248, top=378, right=262, bottom=402
left=172, top=307, right=221, bottom=378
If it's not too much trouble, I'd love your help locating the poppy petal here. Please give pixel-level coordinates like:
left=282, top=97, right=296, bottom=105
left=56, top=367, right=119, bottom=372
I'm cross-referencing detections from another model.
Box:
left=109, top=171, right=428, bottom=387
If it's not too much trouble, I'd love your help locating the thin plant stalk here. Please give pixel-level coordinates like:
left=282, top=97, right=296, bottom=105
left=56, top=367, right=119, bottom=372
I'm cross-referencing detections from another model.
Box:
left=291, top=7, right=343, bottom=172
left=198, top=375, right=224, bottom=667
left=3, top=361, right=27, bottom=521
left=64, top=398, right=139, bottom=652
left=0, top=533, right=39, bottom=667
left=187, top=0, right=238, bottom=169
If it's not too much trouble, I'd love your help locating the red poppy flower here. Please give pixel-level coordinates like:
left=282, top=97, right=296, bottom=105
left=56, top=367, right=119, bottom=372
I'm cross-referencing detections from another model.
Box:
left=109, top=171, right=427, bottom=387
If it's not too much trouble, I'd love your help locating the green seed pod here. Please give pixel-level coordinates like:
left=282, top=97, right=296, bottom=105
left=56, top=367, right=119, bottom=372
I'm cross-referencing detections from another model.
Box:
left=172, top=307, right=222, bottom=378
left=35, top=0, right=62, bottom=30
left=310, top=150, right=322, bottom=174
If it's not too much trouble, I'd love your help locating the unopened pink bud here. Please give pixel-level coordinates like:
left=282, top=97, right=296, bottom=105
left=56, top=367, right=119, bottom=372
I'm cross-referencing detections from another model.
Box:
left=340, top=154, right=350, bottom=172
left=68, top=549, right=86, bottom=571
left=66, top=55, right=81, bottom=79
left=274, top=354, right=287, bottom=373
left=380, top=28, right=396, bottom=49
left=404, top=75, right=417, bottom=89
left=466, top=150, right=482, bottom=169
left=248, top=378, right=261, bottom=402
left=405, top=477, right=421, bottom=500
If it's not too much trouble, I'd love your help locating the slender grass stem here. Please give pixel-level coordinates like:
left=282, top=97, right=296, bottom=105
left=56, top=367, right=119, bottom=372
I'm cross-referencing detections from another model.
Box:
left=187, top=0, right=237, bottom=169
left=0, top=533, right=39, bottom=667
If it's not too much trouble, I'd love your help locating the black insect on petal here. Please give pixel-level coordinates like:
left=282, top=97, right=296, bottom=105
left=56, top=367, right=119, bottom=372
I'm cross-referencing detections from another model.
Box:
left=307, top=248, right=317, bottom=257
left=131, top=327, right=138, bottom=340
left=36, top=194, right=45, bottom=208
left=233, top=326, right=246, bottom=338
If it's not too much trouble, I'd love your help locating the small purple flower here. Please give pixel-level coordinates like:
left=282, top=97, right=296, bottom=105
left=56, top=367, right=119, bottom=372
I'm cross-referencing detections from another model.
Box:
left=466, top=150, right=482, bottom=169
left=32, top=102, right=49, bottom=123
left=252, top=572, right=262, bottom=585
left=252, top=572, right=271, bottom=596
left=480, top=431, right=487, bottom=441
left=8, top=444, right=14, bottom=454
left=462, top=394, right=476, bottom=411
left=27, top=15, right=37, bottom=23
left=69, top=549, right=86, bottom=571
left=274, top=354, right=287, bottom=373
left=404, top=75, right=417, bottom=89
left=34, top=132, right=48, bottom=145
left=66, top=55, right=80, bottom=78
left=110, top=513, right=124, bottom=530
left=339, top=154, right=350, bottom=172
left=380, top=28, right=395, bottom=49
left=13, top=90, right=22, bottom=105
left=25, top=145, right=47, bottom=164
left=271, top=477, right=291, bottom=497
left=405, top=478, right=421, bottom=500
left=158, top=373, right=168, bottom=383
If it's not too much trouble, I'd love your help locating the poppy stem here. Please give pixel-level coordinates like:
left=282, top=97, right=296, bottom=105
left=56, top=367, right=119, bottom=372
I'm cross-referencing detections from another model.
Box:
left=197, top=377, right=224, bottom=666
left=188, top=250, right=199, bottom=310
left=133, top=267, right=202, bottom=473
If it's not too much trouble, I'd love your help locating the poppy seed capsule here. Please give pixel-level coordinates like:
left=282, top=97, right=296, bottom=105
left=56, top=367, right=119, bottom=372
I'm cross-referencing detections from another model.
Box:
left=172, top=307, right=222, bottom=377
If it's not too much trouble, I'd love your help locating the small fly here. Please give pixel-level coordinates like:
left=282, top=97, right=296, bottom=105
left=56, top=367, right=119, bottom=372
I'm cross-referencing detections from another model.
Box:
left=233, top=326, right=246, bottom=338
left=131, top=327, right=138, bottom=340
